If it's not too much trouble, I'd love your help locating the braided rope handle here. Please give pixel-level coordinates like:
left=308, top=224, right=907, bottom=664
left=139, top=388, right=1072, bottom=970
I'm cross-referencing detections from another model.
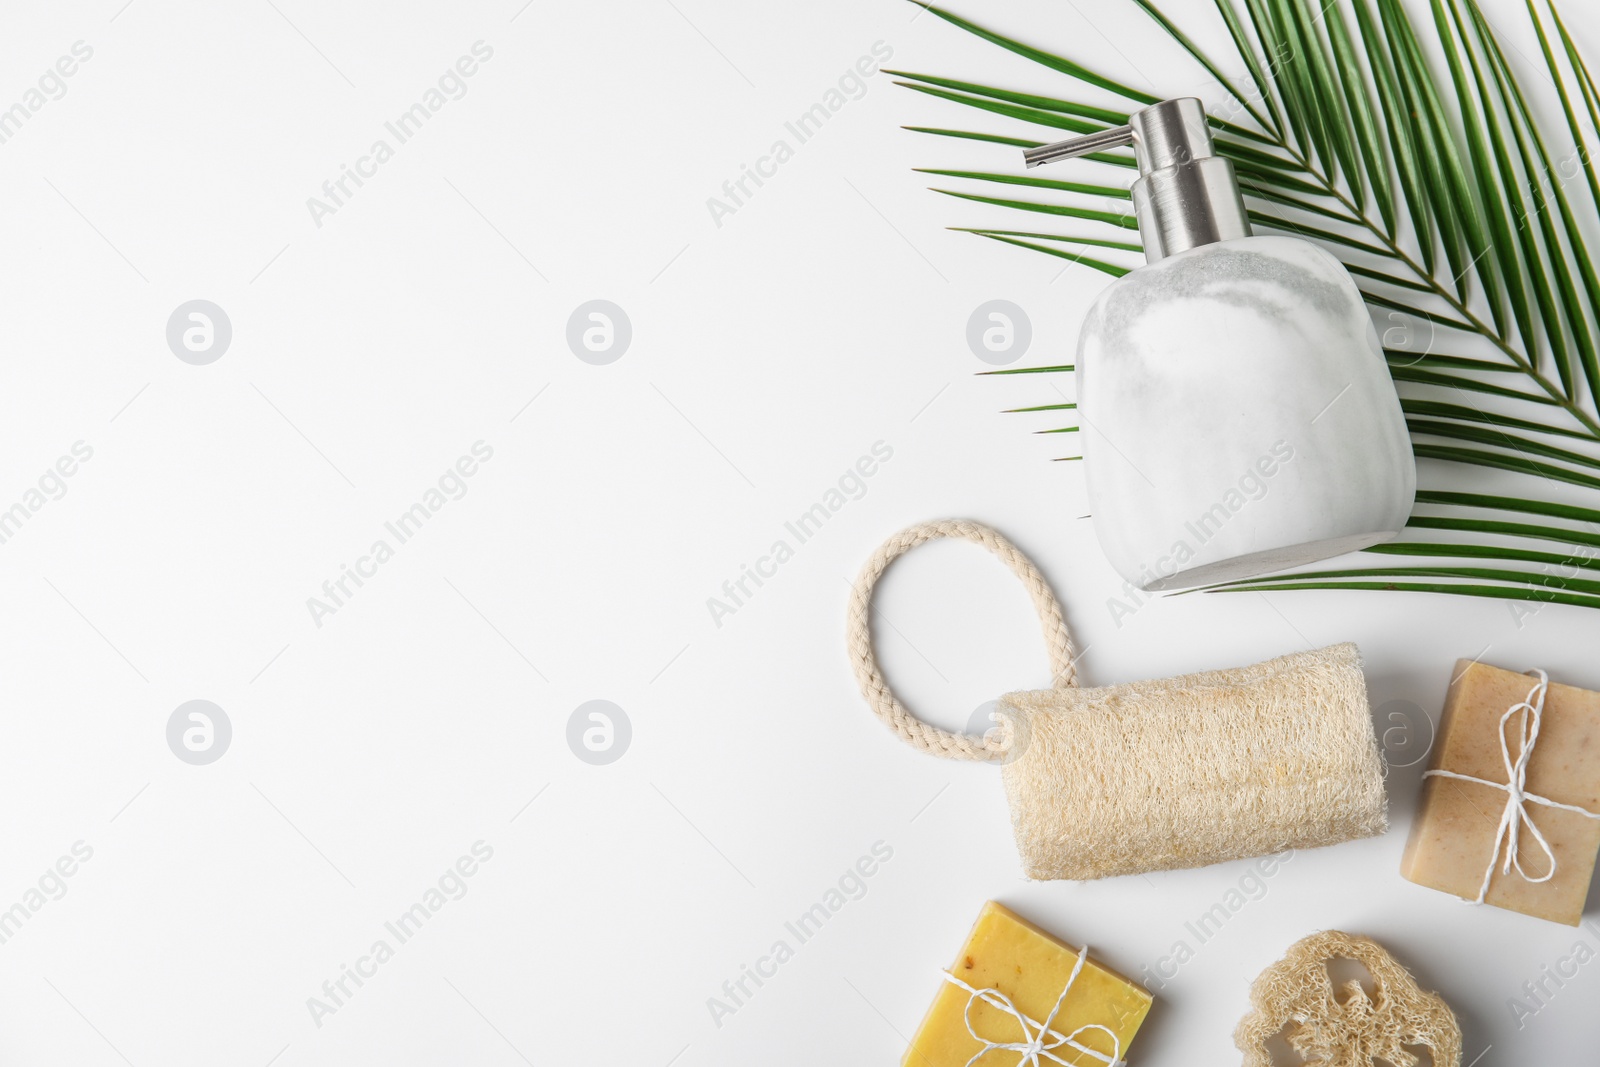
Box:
left=846, top=519, right=1078, bottom=761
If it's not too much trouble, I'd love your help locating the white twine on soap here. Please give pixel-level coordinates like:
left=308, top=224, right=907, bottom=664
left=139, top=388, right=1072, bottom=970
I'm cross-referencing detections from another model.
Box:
left=939, top=945, right=1125, bottom=1067
left=1423, top=669, right=1600, bottom=904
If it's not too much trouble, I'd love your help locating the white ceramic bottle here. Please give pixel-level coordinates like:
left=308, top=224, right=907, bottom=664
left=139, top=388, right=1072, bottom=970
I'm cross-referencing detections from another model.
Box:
left=1025, top=98, right=1415, bottom=591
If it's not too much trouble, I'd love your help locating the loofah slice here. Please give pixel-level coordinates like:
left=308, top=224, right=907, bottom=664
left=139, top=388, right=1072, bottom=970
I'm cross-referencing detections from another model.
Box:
left=1235, top=930, right=1461, bottom=1067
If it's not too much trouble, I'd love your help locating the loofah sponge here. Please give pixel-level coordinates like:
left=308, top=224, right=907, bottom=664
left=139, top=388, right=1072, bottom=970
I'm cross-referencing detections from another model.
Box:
left=999, top=644, right=1387, bottom=880
left=1235, top=930, right=1461, bottom=1067
left=848, top=521, right=1389, bottom=881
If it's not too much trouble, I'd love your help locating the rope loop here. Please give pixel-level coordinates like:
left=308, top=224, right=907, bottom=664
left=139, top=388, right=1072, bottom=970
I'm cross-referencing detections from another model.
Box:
left=846, top=520, right=1077, bottom=761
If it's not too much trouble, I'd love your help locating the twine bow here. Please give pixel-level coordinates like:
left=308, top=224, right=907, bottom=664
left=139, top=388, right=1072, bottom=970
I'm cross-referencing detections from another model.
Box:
left=1424, top=669, right=1600, bottom=903
left=940, top=946, right=1124, bottom=1067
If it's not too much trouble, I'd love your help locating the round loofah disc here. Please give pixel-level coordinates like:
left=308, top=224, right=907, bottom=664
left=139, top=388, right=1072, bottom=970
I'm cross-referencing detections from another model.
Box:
left=1235, top=930, right=1461, bottom=1067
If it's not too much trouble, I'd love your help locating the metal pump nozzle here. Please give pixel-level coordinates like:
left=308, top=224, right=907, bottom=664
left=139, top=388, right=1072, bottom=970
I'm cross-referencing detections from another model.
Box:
left=1023, top=98, right=1251, bottom=263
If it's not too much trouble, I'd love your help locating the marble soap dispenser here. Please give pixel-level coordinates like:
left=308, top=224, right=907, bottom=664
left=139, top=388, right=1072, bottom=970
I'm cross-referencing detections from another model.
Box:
left=1025, top=98, right=1415, bottom=590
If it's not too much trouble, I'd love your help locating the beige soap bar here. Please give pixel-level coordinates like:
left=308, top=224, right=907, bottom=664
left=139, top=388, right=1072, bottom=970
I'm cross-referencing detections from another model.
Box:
left=1401, top=659, right=1600, bottom=925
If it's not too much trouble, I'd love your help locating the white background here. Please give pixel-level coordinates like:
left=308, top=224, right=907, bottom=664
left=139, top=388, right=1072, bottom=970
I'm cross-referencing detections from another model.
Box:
left=0, top=0, right=1596, bottom=1063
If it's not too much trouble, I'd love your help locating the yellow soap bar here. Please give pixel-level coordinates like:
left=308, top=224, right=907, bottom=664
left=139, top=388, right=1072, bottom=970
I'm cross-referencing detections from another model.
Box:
left=1401, top=659, right=1600, bottom=926
left=904, top=902, right=1151, bottom=1067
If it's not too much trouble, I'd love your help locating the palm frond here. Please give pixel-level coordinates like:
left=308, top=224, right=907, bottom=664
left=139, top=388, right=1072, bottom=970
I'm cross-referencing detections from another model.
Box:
left=903, top=0, right=1600, bottom=610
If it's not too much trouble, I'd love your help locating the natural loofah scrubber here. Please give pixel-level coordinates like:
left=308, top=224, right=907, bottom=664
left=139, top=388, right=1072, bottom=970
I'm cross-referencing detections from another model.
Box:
left=848, top=520, right=1389, bottom=881
left=1235, top=930, right=1462, bottom=1067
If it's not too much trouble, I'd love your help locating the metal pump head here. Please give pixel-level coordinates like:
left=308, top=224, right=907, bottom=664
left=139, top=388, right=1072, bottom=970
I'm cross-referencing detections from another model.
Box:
left=1023, top=98, right=1251, bottom=263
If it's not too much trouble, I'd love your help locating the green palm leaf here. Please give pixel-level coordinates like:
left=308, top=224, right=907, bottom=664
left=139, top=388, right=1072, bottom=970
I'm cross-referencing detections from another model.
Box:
left=902, top=0, right=1600, bottom=611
